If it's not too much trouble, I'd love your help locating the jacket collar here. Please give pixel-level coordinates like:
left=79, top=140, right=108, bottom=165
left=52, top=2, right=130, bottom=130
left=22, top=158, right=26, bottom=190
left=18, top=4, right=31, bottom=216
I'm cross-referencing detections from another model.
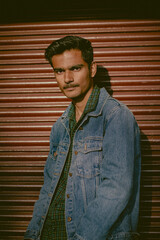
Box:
left=87, top=87, right=110, bottom=117
left=61, top=88, right=110, bottom=121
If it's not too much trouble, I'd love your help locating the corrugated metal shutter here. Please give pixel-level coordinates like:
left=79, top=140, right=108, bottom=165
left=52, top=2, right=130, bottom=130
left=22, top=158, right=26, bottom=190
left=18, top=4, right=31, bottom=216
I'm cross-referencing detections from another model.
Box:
left=0, top=20, right=160, bottom=240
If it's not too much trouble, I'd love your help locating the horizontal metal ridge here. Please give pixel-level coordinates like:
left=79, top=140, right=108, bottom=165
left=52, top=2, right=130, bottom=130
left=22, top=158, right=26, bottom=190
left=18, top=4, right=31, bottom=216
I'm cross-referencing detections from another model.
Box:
left=0, top=19, right=160, bottom=29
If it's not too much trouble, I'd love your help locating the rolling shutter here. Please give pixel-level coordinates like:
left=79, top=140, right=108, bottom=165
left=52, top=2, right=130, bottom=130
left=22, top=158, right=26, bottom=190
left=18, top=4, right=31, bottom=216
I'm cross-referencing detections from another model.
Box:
left=0, top=20, right=160, bottom=240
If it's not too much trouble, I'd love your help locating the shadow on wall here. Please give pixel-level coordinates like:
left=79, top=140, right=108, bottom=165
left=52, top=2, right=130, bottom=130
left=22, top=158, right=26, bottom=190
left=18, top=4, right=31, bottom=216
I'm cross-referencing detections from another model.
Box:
left=138, top=132, right=152, bottom=240
left=94, top=65, right=153, bottom=239
left=93, top=65, right=113, bottom=96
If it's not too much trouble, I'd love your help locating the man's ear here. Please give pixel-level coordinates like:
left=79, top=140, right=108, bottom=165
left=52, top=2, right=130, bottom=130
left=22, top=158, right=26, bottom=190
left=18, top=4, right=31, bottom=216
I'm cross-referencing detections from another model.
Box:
left=90, top=62, right=97, bottom=78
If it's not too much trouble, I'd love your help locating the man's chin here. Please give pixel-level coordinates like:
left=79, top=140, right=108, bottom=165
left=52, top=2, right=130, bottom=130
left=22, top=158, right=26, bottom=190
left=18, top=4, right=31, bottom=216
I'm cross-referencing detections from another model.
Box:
left=64, top=90, right=79, bottom=99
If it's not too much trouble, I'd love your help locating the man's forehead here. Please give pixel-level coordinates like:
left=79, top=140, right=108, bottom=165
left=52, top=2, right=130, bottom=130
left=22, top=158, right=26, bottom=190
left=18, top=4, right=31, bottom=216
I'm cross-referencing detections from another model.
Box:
left=51, top=49, right=86, bottom=68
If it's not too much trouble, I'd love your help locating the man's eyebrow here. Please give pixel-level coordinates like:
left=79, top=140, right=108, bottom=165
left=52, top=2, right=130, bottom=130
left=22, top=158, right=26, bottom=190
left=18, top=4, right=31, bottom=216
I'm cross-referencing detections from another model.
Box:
left=53, top=67, right=64, bottom=72
left=53, top=64, right=84, bottom=72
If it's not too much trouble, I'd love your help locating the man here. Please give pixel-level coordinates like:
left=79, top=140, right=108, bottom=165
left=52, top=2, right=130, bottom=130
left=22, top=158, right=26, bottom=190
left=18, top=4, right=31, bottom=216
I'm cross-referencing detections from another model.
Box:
left=24, top=36, right=141, bottom=240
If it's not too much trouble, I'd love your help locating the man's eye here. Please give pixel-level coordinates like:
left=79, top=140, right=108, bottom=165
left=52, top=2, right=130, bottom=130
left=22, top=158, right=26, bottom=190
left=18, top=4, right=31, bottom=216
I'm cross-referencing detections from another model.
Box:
left=73, top=67, right=81, bottom=71
left=55, top=70, right=64, bottom=75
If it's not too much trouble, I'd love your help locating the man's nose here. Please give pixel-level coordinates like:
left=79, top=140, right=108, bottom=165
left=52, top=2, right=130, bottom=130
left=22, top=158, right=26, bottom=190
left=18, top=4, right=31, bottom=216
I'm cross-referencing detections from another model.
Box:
left=64, top=70, right=73, bottom=83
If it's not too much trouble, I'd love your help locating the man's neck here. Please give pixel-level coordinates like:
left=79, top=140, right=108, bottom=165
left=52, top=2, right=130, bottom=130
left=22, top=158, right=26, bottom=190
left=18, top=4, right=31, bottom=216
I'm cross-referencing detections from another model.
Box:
left=73, top=86, right=94, bottom=122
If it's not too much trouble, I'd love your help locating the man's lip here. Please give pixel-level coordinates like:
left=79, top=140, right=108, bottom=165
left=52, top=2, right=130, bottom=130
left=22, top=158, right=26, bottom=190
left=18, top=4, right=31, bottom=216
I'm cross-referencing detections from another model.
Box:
left=65, top=87, right=77, bottom=92
left=63, top=85, right=79, bottom=90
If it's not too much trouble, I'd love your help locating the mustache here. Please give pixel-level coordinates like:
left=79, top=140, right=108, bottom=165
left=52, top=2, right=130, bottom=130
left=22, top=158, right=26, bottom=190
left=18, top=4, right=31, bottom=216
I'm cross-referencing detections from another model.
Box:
left=63, top=84, right=79, bottom=89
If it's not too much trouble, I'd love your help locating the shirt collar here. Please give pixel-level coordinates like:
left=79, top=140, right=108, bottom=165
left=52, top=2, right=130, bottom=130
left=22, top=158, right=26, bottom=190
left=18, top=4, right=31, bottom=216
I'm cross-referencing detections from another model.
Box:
left=68, top=85, right=100, bottom=122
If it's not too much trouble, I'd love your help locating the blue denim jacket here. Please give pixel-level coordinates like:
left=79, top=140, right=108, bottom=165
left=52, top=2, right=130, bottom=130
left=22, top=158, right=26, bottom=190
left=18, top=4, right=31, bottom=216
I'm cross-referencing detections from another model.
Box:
left=24, top=88, right=141, bottom=240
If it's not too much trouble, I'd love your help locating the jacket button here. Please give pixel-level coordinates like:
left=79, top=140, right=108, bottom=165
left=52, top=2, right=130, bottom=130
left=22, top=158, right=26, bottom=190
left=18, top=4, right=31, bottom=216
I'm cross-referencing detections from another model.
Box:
left=69, top=172, right=72, bottom=177
left=67, top=217, right=72, bottom=222
left=67, top=194, right=70, bottom=198
left=75, top=151, right=78, bottom=155
left=79, top=126, right=83, bottom=130
left=54, top=152, right=58, bottom=157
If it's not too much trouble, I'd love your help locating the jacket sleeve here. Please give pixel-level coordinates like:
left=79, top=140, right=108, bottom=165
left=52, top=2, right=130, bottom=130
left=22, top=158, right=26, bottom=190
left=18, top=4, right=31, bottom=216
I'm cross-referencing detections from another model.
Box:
left=73, top=105, right=141, bottom=240
left=24, top=126, right=57, bottom=240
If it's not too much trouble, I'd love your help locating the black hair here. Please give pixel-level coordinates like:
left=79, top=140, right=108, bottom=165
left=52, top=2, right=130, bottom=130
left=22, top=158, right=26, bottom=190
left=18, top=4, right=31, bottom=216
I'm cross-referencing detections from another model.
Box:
left=45, top=35, right=93, bottom=68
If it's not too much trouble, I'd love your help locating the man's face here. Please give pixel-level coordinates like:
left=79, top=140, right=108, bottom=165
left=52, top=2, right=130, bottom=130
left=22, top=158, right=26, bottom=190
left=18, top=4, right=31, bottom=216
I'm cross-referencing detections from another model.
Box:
left=51, top=49, right=96, bottom=102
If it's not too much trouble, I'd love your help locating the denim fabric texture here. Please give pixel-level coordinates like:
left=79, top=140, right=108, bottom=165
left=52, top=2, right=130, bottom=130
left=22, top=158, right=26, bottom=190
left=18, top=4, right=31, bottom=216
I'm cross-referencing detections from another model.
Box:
left=24, top=88, right=141, bottom=240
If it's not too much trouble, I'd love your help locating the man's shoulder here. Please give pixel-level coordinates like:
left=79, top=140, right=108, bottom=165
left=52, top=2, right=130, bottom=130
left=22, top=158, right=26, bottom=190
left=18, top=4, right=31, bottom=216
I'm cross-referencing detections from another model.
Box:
left=99, top=88, right=134, bottom=120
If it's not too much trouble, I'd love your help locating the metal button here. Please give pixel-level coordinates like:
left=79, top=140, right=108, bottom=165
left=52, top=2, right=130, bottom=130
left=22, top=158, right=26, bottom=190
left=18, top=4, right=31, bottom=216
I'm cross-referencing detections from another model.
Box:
left=69, top=172, right=72, bottom=177
left=54, top=152, right=58, bottom=157
left=67, top=217, right=72, bottom=222
left=54, top=172, right=60, bottom=176
left=75, top=151, right=78, bottom=155
left=67, top=194, right=70, bottom=198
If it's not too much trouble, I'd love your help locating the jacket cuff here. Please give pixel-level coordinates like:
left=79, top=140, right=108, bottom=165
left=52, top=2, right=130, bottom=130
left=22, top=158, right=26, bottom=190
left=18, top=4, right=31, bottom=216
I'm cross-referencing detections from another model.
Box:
left=24, top=229, right=37, bottom=240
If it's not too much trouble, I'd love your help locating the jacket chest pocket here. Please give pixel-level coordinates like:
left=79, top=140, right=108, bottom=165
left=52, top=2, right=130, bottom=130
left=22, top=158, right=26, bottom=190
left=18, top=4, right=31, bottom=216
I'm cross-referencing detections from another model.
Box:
left=76, top=139, right=102, bottom=178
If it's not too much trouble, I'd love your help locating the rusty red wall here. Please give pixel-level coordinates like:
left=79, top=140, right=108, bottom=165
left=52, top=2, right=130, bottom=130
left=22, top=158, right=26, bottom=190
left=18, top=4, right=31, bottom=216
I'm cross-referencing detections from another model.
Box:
left=0, top=20, right=160, bottom=240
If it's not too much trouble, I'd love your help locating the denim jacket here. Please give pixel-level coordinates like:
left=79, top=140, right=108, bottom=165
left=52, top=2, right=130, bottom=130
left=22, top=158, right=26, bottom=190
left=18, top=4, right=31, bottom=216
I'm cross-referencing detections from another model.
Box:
left=24, top=88, right=141, bottom=240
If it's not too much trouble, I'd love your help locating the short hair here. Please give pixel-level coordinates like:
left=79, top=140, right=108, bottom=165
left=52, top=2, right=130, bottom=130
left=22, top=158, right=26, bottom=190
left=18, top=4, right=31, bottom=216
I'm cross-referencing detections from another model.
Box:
left=45, top=35, right=93, bottom=68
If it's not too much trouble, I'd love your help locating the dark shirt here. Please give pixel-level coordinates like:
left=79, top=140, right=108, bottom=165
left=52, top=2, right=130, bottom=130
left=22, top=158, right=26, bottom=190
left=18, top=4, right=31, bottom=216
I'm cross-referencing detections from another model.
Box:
left=41, top=85, right=100, bottom=240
